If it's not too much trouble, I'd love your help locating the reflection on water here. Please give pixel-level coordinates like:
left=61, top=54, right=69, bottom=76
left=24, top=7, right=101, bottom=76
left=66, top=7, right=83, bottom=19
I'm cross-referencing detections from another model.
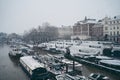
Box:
left=0, top=44, right=29, bottom=80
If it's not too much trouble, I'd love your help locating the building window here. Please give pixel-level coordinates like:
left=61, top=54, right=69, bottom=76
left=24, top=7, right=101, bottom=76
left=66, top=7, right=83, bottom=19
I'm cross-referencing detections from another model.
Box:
left=114, top=31, right=115, bottom=35
left=113, top=26, right=115, bottom=29
left=105, top=21, right=107, bottom=24
left=114, top=21, right=115, bottom=24
left=110, top=27, right=112, bottom=30
left=117, top=31, right=119, bottom=35
left=105, top=27, right=108, bottom=30
left=117, top=26, right=119, bottom=29
left=110, top=21, right=112, bottom=24
left=116, top=21, right=118, bottom=24
left=110, top=32, right=112, bottom=36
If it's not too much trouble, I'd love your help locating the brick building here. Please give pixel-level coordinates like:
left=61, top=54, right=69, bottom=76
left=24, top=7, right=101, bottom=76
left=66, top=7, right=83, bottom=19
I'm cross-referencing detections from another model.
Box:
left=92, top=22, right=103, bottom=40
left=72, top=17, right=96, bottom=40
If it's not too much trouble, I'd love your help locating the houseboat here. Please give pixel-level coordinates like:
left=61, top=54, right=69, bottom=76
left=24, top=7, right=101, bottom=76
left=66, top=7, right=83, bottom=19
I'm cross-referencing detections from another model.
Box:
left=9, top=48, right=23, bottom=58
left=100, top=59, right=120, bottom=70
left=69, top=45, right=100, bottom=57
left=20, top=56, right=53, bottom=80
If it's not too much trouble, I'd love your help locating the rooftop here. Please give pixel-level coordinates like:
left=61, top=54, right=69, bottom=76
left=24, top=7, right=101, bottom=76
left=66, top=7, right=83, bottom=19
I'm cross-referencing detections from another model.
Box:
left=20, top=56, right=44, bottom=70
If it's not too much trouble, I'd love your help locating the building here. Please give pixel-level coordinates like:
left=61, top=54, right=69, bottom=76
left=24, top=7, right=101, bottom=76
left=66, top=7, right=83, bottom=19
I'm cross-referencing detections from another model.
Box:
left=72, top=17, right=96, bottom=40
left=92, top=22, right=103, bottom=40
left=58, top=25, right=73, bottom=39
left=103, top=15, right=120, bottom=43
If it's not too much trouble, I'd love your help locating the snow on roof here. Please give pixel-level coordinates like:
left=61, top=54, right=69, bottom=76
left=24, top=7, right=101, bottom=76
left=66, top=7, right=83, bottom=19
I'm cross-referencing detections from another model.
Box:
left=80, top=42, right=103, bottom=47
left=26, top=44, right=33, bottom=48
left=96, top=56, right=112, bottom=60
left=86, top=20, right=97, bottom=23
left=92, top=23, right=103, bottom=28
left=111, top=15, right=120, bottom=20
left=112, top=46, right=120, bottom=51
left=20, top=56, right=44, bottom=70
left=70, top=45, right=100, bottom=56
left=100, top=60, right=120, bottom=66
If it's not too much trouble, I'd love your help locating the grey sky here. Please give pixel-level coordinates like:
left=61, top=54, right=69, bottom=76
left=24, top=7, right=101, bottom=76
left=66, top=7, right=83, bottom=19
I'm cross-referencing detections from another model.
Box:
left=0, top=0, right=120, bottom=34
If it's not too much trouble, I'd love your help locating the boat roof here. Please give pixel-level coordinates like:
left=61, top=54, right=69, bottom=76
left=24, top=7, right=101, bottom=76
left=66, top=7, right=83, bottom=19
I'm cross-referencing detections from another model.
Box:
left=96, top=56, right=112, bottom=60
left=20, top=56, right=44, bottom=70
left=70, top=45, right=100, bottom=56
left=56, top=74, right=85, bottom=80
left=100, top=60, right=120, bottom=66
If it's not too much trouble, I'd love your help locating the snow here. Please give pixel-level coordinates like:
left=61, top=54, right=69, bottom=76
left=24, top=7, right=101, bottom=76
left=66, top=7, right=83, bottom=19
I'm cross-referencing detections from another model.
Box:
left=86, top=20, right=97, bottom=23
left=100, top=60, right=120, bottom=66
left=70, top=45, right=100, bottom=56
left=20, top=56, right=44, bottom=70
left=27, top=44, right=33, bottom=48
left=96, top=56, right=112, bottom=60
left=112, top=46, right=120, bottom=51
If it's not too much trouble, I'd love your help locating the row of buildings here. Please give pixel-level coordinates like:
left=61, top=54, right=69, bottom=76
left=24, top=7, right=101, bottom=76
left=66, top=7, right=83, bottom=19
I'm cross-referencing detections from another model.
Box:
left=58, top=15, right=120, bottom=43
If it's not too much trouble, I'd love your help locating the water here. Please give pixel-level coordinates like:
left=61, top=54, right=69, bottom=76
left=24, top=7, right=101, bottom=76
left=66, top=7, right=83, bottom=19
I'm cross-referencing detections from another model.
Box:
left=82, top=65, right=120, bottom=80
left=0, top=44, right=119, bottom=80
left=0, top=44, right=29, bottom=80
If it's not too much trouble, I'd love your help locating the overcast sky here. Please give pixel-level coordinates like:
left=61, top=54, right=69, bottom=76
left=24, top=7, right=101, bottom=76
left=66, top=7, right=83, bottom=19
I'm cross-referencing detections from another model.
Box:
left=0, top=0, right=120, bottom=34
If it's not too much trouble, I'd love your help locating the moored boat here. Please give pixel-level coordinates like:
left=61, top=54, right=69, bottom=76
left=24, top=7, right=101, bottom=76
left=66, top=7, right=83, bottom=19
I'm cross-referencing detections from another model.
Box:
left=56, top=73, right=86, bottom=80
left=9, top=48, right=23, bottom=58
left=20, top=56, right=55, bottom=80
left=88, top=73, right=110, bottom=80
left=100, top=59, right=120, bottom=70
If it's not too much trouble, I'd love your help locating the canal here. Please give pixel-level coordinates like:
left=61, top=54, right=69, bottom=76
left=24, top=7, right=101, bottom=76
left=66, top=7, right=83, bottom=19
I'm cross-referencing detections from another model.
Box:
left=0, top=44, right=29, bottom=80
left=0, top=44, right=119, bottom=80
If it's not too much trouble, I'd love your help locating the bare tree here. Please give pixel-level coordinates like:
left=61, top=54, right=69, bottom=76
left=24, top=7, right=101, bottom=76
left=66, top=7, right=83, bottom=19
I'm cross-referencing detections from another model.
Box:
left=23, top=23, right=59, bottom=44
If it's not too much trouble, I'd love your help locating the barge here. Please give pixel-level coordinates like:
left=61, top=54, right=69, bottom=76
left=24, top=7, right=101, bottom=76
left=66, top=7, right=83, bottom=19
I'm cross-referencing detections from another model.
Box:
left=65, top=54, right=120, bottom=75
left=20, top=56, right=53, bottom=80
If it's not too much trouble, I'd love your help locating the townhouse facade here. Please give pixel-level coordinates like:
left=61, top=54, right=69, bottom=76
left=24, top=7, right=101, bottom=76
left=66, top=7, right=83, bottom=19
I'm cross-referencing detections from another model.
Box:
left=103, top=16, right=120, bottom=43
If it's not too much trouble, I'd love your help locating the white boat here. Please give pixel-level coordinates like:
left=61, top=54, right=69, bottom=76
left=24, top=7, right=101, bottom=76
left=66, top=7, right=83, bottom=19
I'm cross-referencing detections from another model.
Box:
left=61, top=59, right=83, bottom=72
left=20, top=56, right=53, bottom=80
left=39, top=40, right=81, bottom=54
left=9, top=48, right=23, bottom=58
left=38, top=54, right=66, bottom=75
left=70, top=45, right=100, bottom=57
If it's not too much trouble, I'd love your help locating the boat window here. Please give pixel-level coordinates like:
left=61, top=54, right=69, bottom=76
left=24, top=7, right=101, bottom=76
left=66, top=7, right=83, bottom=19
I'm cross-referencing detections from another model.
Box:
left=79, top=50, right=81, bottom=52
left=33, top=68, right=47, bottom=74
left=91, top=74, right=98, bottom=78
left=89, top=45, right=101, bottom=48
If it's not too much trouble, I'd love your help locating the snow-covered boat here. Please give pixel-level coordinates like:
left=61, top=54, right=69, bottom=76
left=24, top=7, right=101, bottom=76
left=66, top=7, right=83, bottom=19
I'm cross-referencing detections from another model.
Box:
left=100, top=60, right=120, bottom=70
left=9, top=48, right=23, bottom=58
left=20, top=56, right=54, bottom=80
left=70, top=45, right=100, bottom=57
